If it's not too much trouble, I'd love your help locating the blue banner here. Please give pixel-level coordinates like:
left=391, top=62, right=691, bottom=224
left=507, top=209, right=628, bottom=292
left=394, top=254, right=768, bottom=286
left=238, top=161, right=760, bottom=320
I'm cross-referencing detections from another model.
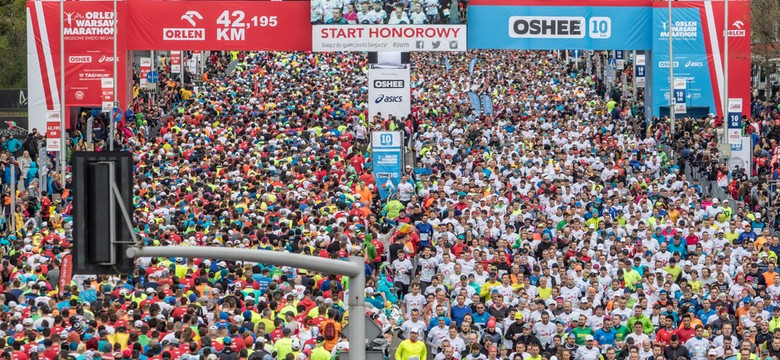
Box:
left=466, top=92, right=482, bottom=113
left=651, top=7, right=716, bottom=116
left=371, top=132, right=403, bottom=200
left=469, top=58, right=477, bottom=76
left=481, top=94, right=494, bottom=115
left=468, top=6, right=652, bottom=50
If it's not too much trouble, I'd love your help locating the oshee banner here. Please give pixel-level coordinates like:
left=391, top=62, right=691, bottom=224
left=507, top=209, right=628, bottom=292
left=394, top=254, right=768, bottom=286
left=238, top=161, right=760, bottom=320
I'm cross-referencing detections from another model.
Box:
left=127, top=1, right=311, bottom=51
left=368, top=66, right=411, bottom=120
left=468, top=0, right=652, bottom=50
left=371, top=132, right=404, bottom=200
left=650, top=0, right=751, bottom=118
left=313, top=25, right=466, bottom=52
left=27, top=0, right=130, bottom=132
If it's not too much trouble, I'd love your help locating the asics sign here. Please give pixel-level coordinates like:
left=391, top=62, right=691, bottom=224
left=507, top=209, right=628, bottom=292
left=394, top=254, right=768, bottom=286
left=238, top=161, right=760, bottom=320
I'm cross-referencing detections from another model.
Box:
left=368, top=66, right=410, bottom=120
left=374, top=94, right=404, bottom=103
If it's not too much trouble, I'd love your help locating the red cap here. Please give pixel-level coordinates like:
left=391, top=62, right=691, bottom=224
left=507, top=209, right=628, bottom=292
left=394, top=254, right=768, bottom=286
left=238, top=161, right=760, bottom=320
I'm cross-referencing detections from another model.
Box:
left=122, top=350, right=132, bottom=358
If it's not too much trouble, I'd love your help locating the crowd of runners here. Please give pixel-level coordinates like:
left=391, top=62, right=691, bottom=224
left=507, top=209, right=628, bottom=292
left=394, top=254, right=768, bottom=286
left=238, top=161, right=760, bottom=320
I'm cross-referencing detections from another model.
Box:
left=0, top=50, right=777, bottom=360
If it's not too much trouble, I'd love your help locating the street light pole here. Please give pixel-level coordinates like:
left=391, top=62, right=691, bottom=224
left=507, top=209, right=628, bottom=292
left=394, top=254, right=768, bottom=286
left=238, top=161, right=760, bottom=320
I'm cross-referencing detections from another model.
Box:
left=722, top=0, right=729, bottom=143
left=109, top=0, right=117, bottom=151
left=59, top=0, right=66, bottom=184
left=668, top=0, right=676, bottom=134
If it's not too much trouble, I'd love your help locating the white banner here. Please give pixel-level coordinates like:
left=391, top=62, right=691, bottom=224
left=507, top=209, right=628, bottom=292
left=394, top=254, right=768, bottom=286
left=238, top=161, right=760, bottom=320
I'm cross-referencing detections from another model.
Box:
left=729, top=136, right=752, bottom=174
left=313, top=25, right=466, bottom=52
left=368, top=66, right=411, bottom=120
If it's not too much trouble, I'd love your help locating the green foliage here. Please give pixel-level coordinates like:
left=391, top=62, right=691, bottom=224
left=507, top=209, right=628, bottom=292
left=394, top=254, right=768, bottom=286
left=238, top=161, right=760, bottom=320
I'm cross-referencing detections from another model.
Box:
left=0, top=0, right=27, bottom=89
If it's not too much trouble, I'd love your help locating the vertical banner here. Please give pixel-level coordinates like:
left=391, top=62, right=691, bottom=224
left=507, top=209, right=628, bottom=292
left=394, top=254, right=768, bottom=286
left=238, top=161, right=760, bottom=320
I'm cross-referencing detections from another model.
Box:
left=139, top=57, right=151, bottom=88
left=673, top=78, right=687, bottom=114
left=101, top=78, right=114, bottom=112
left=651, top=0, right=751, bottom=118
left=635, top=54, right=646, bottom=88
left=170, top=51, right=181, bottom=74
left=59, top=253, right=73, bottom=295
left=727, top=98, right=742, bottom=144
left=46, top=112, right=61, bottom=151
left=371, top=132, right=403, bottom=200
left=368, top=66, right=411, bottom=120
left=27, top=1, right=130, bottom=132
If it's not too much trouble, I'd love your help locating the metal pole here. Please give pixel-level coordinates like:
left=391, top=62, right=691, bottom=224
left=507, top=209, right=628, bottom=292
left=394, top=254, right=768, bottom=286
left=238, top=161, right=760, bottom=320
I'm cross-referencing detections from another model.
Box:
left=633, top=50, right=637, bottom=100
left=38, top=147, right=47, bottom=197
left=723, top=0, right=729, bottom=142
left=59, top=0, right=66, bottom=186
left=86, top=116, right=93, bottom=151
left=181, top=51, right=185, bottom=85
left=109, top=0, right=117, bottom=151
left=346, top=256, right=366, bottom=360
left=125, top=246, right=366, bottom=358
left=126, top=246, right=363, bottom=277
left=10, top=164, right=16, bottom=234
left=668, top=0, right=676, bottom=134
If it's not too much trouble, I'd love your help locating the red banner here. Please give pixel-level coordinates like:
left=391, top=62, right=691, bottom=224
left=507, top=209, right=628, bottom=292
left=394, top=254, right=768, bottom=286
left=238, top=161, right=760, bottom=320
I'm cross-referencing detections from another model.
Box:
left=126, top=1, right=311, bottom=51
left=27, top=1, right=131, bottom=131
left=59, top=253, right=73, bottom=295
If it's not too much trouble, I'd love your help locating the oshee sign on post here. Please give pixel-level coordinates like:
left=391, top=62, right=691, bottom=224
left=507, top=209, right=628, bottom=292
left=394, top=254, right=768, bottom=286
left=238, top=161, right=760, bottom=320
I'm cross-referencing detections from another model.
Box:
left=371, top=132, right=403, bottom=200
left=368, top=66, right=411, bottom=120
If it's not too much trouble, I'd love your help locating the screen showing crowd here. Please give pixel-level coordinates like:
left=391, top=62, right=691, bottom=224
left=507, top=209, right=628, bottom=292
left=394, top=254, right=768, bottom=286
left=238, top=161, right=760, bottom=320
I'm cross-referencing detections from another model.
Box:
left=311, top=0, right=467, bottom=25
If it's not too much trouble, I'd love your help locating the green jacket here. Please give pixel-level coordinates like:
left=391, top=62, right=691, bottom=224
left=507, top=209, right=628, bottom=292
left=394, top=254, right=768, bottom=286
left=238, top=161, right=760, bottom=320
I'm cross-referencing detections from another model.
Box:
left=627, top=315, right=655, bottom=335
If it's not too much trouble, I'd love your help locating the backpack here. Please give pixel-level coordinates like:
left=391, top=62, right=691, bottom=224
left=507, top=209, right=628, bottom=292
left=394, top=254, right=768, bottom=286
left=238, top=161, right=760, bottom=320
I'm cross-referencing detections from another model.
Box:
left=323, top=321, right=337, bottom=341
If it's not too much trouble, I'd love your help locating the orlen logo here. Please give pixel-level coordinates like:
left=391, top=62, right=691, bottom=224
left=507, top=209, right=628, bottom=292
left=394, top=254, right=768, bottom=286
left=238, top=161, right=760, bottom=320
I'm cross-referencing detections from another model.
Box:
left=68, top=56, right=92, bottom=64
left=373, top=80, right=405, bottom=89
left=374, top=94, right=404, bottom=104
left=163, top=10, right=206, bottom=41
left=729, top=20, right=746, bottom=37
left=99, top=55, right=119, bottom=63
left=685, top=61, right=703, bottom=68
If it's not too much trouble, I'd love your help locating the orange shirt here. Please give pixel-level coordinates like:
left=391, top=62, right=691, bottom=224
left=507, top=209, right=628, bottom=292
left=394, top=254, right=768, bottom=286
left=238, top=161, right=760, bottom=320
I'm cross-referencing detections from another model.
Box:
left=319, top=319, right=342, bottom=351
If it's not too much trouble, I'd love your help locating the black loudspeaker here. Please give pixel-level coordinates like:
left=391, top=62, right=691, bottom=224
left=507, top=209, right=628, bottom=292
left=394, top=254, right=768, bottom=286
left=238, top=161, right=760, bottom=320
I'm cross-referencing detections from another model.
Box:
left=367, top=52, right=410, bottom=65
left=72, top=151, right=134, bottom=275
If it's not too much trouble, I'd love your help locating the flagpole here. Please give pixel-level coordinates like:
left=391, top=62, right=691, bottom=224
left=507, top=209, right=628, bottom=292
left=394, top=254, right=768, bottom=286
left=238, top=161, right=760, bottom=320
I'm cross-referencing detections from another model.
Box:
left=668, top=0, right=675, bottom=135
left=59, top=0, right=66, bottom=184
left=109, top=0, right=117, bottom=151
left=722, top=0, right=729, bottom=143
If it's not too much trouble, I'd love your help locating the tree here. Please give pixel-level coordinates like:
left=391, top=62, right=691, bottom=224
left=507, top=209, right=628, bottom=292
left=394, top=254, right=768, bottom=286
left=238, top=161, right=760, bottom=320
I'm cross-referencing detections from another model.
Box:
left=0, top=0, right=26, bottom=89
left=751, top=0, right=780, bottom=97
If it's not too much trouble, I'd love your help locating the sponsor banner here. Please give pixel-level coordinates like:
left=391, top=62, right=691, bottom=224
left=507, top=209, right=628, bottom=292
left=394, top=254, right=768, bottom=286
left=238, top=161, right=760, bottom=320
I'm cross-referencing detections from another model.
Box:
left=650, top=0, right=750, bottom=118
left=139, top=57, right=151, bottom=87
left=635, top=54, right=646, bottom=88
left=313, top=25, right=466, bottom=52
left=27, top=1, right=130, bottom=132
left=467, top=4, right=651, bottom=50
left=729, top=136, right=752, bottom=174
left=126, top=1, right=311, bottom=51
left=673, top=78, right=687, bottom=104
left=368, top=66, right=411, bottom=120
left=59, top=253, right=73, bottom=295
left=170, top=51, right=181, bottom=74
left=101, top=77, right=113, bottom=112
left=371, top=131, right=403, bottom=200
left=727, top=98, right=742, bottom=144
left=46, top=111, right=60, bottom=151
